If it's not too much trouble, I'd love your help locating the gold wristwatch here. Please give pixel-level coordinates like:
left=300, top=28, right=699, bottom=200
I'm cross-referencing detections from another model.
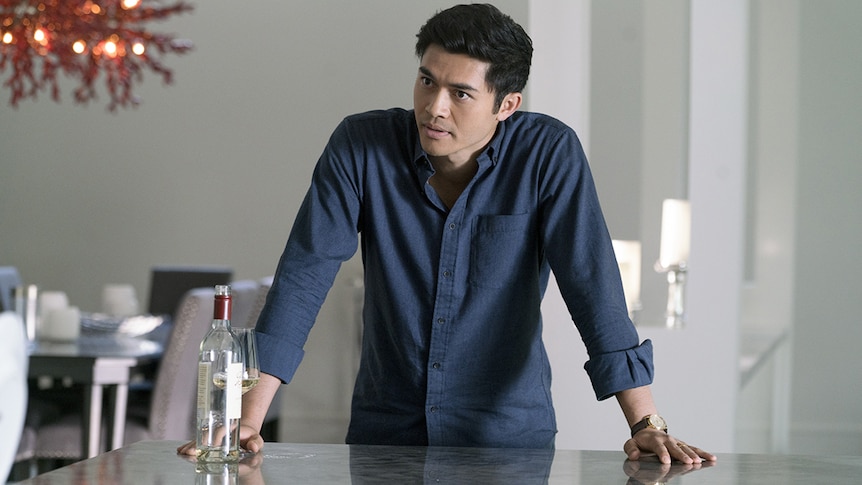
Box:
left=630, top=414, right=668, bottom=437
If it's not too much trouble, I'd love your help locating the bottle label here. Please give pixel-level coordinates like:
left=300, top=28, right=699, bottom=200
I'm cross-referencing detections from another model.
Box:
left=225, top=361, right=243, bottom=420
left=197, top=362, right=211, bottom=415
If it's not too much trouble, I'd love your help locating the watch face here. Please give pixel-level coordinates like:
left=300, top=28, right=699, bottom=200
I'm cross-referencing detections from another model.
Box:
left=648, top=415, right=666, bottom=429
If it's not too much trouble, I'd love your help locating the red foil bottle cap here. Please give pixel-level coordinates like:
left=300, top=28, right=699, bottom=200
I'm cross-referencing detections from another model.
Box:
left=213, top=285, right=232, bottom=320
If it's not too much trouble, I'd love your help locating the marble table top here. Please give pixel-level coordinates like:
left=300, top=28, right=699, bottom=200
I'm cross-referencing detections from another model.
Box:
left=18, top=440, right=862, bottom=484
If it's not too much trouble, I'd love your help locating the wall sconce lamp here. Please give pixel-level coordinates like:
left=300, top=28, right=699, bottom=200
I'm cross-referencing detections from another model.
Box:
left=654, top=199, right=691, bottom=328
left=612, top=240, right=642, bottom=324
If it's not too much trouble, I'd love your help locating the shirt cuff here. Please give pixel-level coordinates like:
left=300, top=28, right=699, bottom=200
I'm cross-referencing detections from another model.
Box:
left=257, top=330, right=305, bottom=384
left=584, top=339, right=654, bottom=401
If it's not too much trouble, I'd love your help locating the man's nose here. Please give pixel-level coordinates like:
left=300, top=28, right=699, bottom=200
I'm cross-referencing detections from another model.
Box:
left=426, top=90, right=450, bottom=118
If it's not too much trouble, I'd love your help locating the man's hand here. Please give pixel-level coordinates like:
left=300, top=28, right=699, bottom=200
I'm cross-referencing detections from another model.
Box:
left=177, top=372, right=280, bottom=457
left=240, top=424, right=265, bottom=453
left=623, top=428, right=717, bottom=464
left=175, top=424, right=265, bottom=456
left=176, top=440, right=196, bottom=456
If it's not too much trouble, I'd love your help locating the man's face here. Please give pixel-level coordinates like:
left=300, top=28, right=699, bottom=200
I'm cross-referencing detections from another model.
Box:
left=413, top=44, right=519, bottom=167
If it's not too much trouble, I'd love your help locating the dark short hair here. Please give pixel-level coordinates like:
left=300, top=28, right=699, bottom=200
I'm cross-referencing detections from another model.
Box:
left=415, top=3, right=533, bottom=111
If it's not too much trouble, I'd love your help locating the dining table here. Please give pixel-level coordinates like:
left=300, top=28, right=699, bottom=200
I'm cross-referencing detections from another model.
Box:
left=27, top=333, right=163, bottom=458
left=15, top=440, right=862, bottom=484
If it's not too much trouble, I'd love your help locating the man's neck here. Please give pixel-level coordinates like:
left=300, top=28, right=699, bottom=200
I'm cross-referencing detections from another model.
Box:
left=428, top=156, right=479, bottom=209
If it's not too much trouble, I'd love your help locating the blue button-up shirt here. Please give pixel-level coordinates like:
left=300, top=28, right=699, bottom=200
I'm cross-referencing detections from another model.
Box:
left=256, top=108, right=654, bottom=449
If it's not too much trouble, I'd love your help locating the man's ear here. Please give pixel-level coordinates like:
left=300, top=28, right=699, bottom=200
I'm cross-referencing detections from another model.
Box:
left=496, top=92, right=523, bottom=121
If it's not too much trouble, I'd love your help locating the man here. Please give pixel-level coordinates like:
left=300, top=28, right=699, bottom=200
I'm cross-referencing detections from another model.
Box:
left=181, top=4, right=714, bottom=464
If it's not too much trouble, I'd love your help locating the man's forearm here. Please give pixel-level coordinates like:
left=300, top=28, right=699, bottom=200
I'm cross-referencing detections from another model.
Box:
left=615, top=385, right=659, bottom=428
left=241, top=371, right=282, bottom=433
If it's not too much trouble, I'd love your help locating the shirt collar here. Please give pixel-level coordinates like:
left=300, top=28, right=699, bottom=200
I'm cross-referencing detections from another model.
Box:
left=411, top=116, right=508, bottom=168
left=484, top=119, right=506, bottom=166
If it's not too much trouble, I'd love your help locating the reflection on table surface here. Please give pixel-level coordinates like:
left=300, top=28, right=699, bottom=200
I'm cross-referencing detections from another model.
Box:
left=16, top=440, right=862, bottom=484
left=27, top=334, right=163, bottom=359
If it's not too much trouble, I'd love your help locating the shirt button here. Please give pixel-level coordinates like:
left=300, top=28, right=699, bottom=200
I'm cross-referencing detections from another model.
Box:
left=432, top=362, right=441, bottom=369
left=436, top=317, right=445, bottom=325
left=442, top=270, right=451, bottom=277
left=448, top=223, right=456, bottom=230
left=429, top=406, right=438, bottom=413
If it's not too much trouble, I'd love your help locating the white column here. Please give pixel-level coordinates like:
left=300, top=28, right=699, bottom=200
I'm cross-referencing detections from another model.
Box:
left=647, top=0, right=749, bottom=451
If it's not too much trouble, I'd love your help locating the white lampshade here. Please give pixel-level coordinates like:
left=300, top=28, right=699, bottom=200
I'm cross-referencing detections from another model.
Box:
left=612, top=239, right=642, bottom=315
left=659, top=199, right=691, bottom=268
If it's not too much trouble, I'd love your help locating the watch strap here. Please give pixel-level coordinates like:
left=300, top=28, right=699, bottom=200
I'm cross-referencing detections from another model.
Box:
left=630, top=414, right=668, bottom=438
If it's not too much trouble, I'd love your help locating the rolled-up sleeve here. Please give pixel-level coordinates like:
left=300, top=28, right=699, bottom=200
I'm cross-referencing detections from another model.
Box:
left=584, top=339, right=654, bottom=400
left=255, top=330, right=306, bottom=384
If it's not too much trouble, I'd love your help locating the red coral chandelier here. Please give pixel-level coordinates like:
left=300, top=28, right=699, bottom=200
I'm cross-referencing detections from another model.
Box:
left=0, top=0, right=193, bottom=111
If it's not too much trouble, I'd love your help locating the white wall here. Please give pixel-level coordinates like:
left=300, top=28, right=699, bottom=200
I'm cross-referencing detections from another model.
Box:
left=735, top=0, right=800, bottom=453
left=735, top=0, right=862, bottom=456
left=790, top=0, right=862, bottom=455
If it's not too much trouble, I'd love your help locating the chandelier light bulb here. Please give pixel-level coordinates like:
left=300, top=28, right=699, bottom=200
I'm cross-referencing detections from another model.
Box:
left=103, top=40, right=117, bottom=57
left=122, top=0, right=142, bottom=10
left=72, top=40, right=87, bottom=54
left=132, top=42, right=145, bottom=56
left=2, top=32, right=12, bottom=44
left=33, top=27, right=46, bottom=44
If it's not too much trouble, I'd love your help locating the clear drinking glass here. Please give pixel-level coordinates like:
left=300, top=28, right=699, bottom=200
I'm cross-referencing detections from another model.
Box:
left=234, top=328, right=260, bottom=394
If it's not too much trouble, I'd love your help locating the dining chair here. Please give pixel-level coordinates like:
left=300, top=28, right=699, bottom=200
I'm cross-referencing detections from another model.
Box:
left=0, top=265, right=35, bottom=466
left=31, top=280, right=261, bottom=464
left=0, top=266, right=22, bottom=312
left=146, top=265, right=233, bottom=317
left=129, top=265, right=234, bottom=399
left=1, top=311, right=30, bottom=480
left=231, top=277, right=266, bottom=330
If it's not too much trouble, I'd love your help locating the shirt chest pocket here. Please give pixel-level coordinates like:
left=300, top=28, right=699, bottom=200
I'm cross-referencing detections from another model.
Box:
left=469, top=213, right=534, bottom=289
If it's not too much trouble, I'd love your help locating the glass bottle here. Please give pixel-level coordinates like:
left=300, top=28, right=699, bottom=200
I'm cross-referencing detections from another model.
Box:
left=196, top=285, right=243, bottom=462
left=195, top=461, right=238, bottom=485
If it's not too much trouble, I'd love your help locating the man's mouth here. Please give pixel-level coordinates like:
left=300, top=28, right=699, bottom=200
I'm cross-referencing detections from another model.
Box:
left=423, top=123, right=450, bottom=139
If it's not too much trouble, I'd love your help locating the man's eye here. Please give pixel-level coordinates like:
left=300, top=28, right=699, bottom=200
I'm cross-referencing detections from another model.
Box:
left=420, top=77, right=433, bottom=87
left=455, top=91, right=470, bottom=100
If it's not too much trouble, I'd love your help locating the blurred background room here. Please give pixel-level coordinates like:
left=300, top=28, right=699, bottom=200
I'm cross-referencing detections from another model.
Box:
left=2, top=2, right=860, bottom=477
